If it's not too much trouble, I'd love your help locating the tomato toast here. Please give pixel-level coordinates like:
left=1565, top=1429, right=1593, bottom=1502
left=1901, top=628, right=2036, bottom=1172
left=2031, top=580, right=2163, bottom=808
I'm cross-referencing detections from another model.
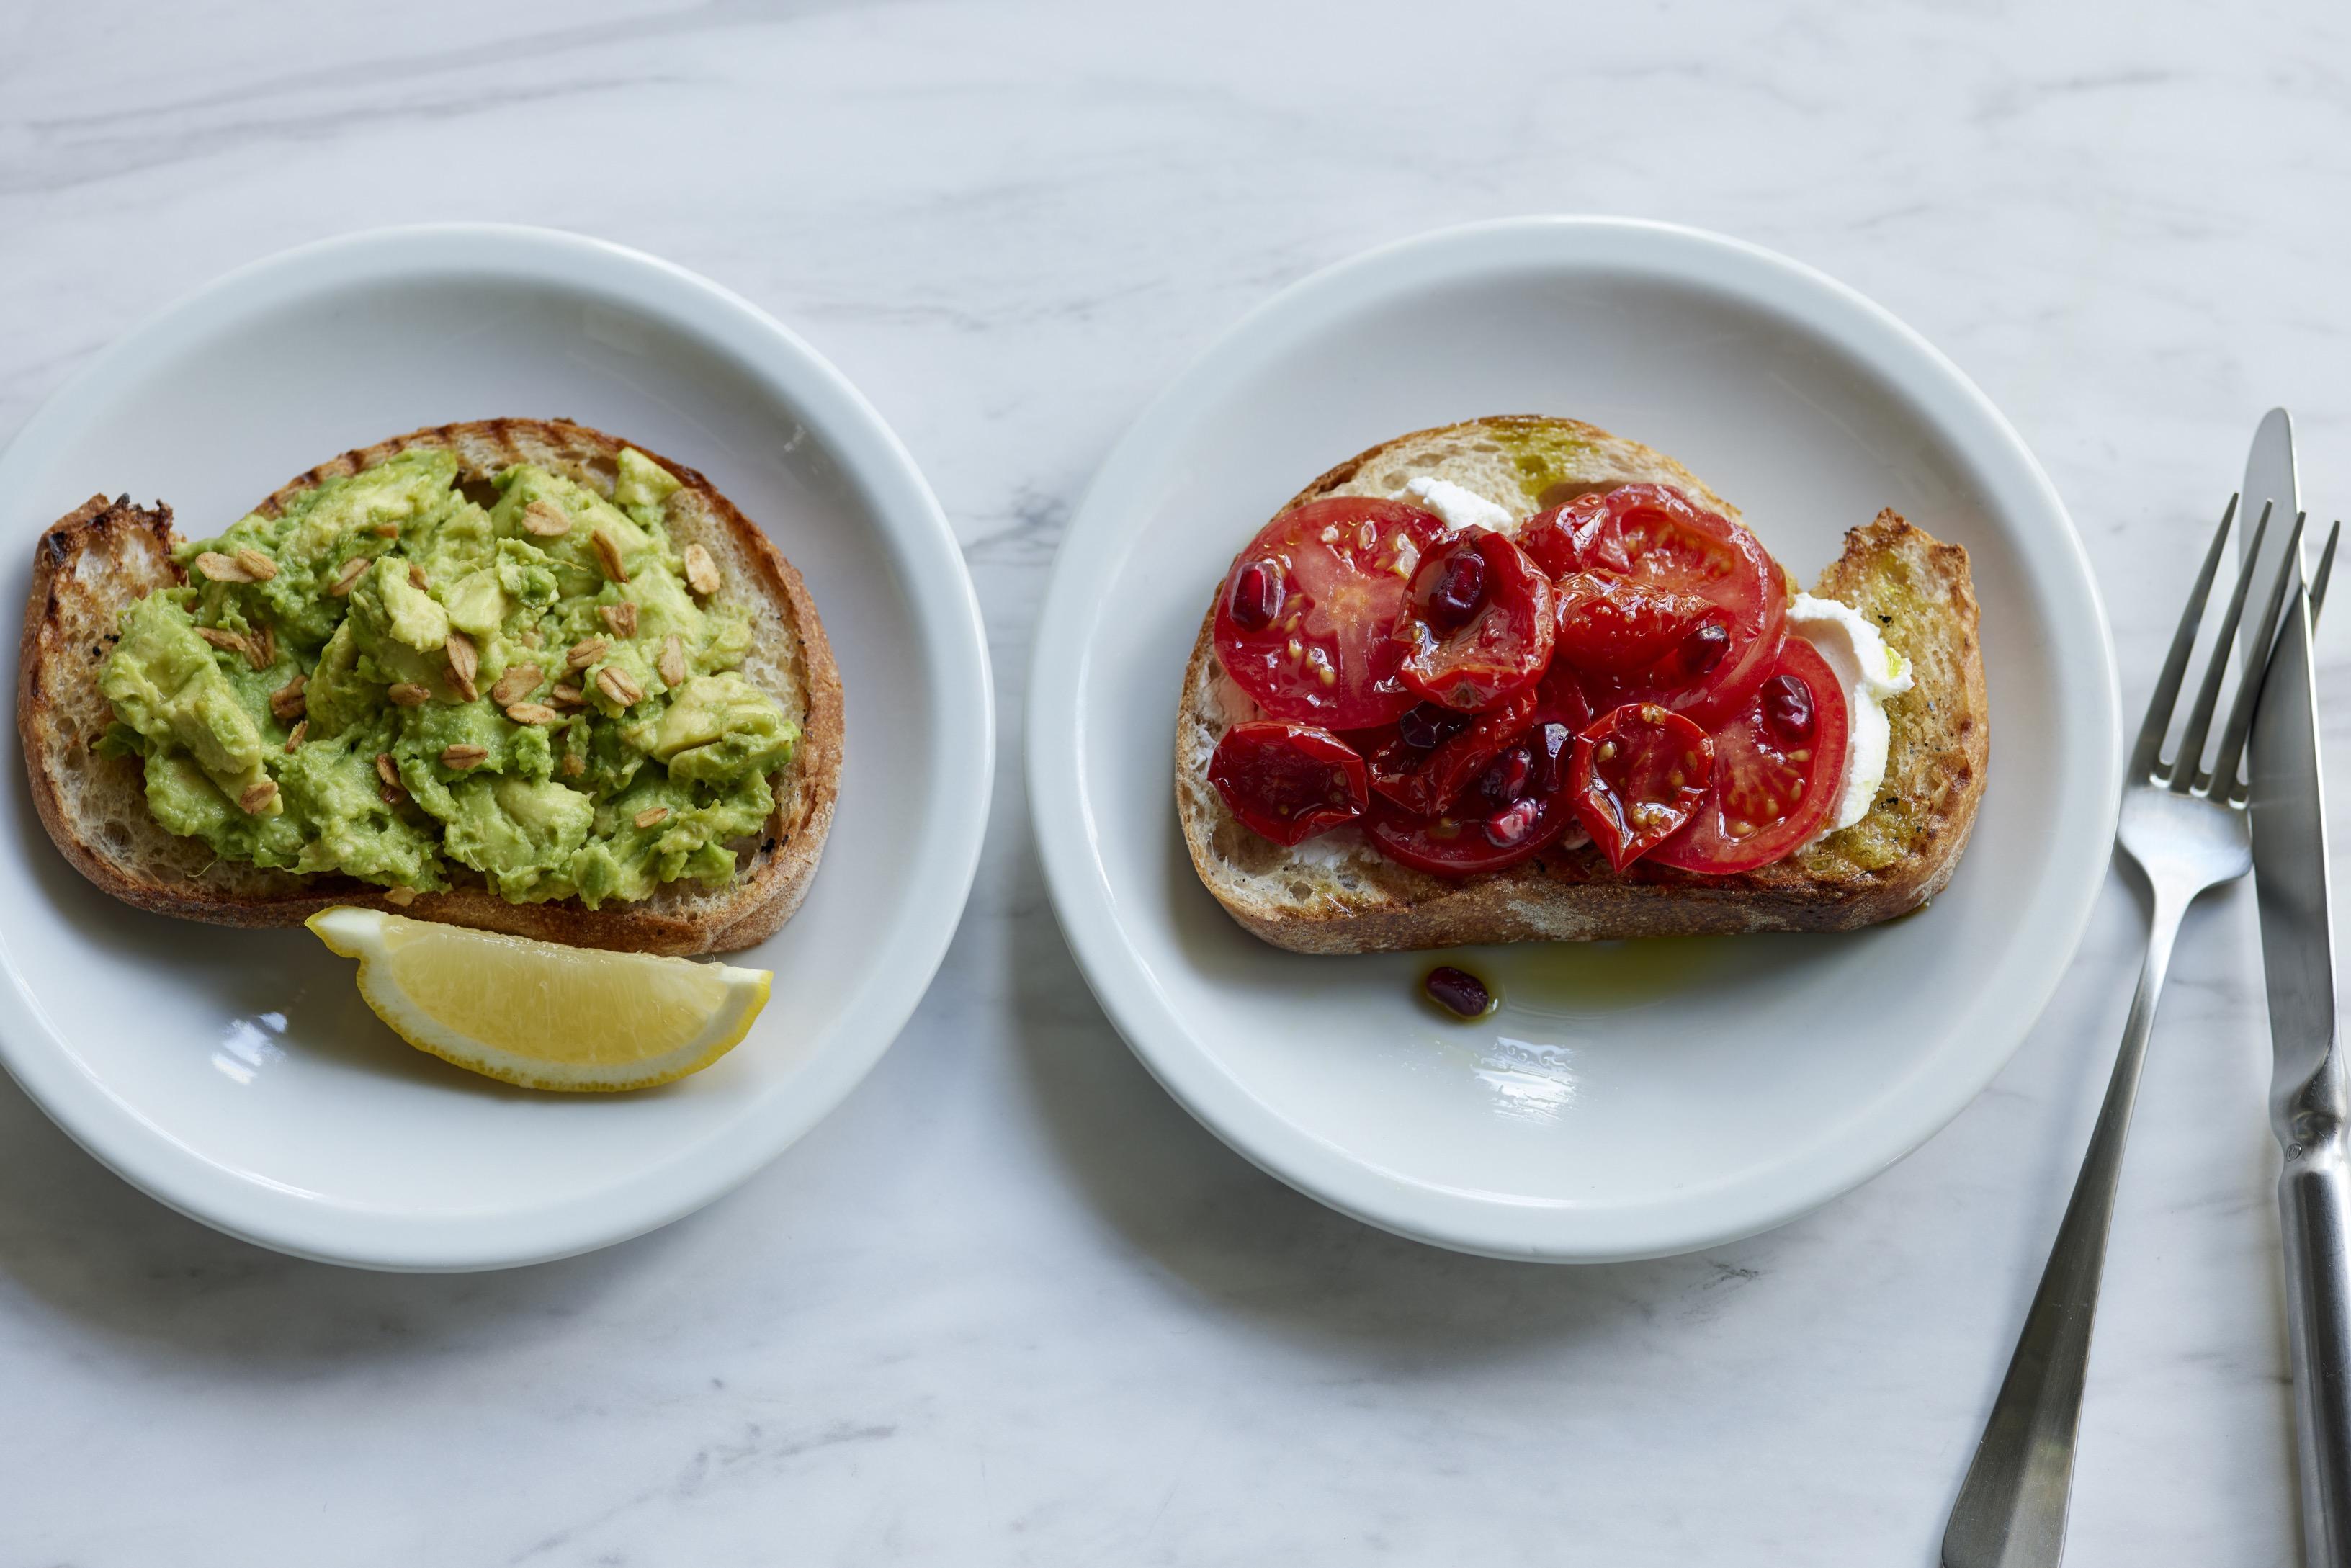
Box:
left=1175, top=416, right=1987, bottom=954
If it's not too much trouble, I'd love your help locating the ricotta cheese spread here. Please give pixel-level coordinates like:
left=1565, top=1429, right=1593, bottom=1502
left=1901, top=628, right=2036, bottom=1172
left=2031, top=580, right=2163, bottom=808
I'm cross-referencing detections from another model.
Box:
left=1401, top=476, right=1513, bottom=534
left=1786, top=593, right=1913, bottom=835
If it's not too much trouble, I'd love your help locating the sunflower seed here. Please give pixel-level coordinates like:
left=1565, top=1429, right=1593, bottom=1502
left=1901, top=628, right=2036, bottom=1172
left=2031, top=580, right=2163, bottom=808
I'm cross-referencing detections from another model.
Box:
left=591, top=529, right=629, bottom=583
left=440, top=744, right=488, bottom=770
left=489, top=664, right=542, bottom=706
left=519, top=500, right=570, bottom=537
left=504, top=702, right=561, bottom=726
left=632, top=806, right=671, bottom=830
left=596, top=666, right=644, bottom=707
left=566, top=637, right=607, bottom=670
left=682, top=542, right=720, bottom=597
left=387, top=682, right=430, bottom=707
left=193, top=551, right=253, bottom=583
left=549, top=683, right=586, bottom=707
left=233, top=547, right=277, bottom=581
left=599, top=601, right=639, bottom=638
left=444, top=633, right=479, bottom=702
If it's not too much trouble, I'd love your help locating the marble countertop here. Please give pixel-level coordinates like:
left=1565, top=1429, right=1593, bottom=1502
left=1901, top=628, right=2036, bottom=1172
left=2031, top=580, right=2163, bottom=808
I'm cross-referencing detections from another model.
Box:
left=3, top=1, right=2345, bottom=1562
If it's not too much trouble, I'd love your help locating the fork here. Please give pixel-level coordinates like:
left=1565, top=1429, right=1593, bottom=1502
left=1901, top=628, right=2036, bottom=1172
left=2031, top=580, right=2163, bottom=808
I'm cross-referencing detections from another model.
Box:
left=1943, top=496, right=2342, bottom=1568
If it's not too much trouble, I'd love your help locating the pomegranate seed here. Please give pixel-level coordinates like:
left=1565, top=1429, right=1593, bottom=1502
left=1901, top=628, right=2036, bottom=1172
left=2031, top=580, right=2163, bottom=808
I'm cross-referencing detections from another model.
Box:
left=1424, top=546, right=1487, bottom=632
left=1481, top=745, right=1533, bottom=807
left=1227, top=559, right=1282, bottom=631
left=1397, top=701, right=1467, bottom=751
left=1485, top=796, right=1541, bottom=846
left=1675, top=618, right=1731, bottom=678
left=1425, top=964, right=1492, bottom=1018
left=1761, top=673, right=1816, bottom=745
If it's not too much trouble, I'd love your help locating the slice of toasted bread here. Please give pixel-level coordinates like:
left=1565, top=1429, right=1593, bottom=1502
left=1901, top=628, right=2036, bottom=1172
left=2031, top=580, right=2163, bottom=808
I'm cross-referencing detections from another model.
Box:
left=19, top=418, right=842, bottom=956
left=1176, top=416, right=1988, bottom=954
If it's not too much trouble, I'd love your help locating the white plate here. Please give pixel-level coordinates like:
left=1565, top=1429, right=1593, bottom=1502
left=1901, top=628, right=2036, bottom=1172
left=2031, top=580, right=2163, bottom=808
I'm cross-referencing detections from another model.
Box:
left=0, top=225, right=991, bottom=1271
left=1029, top=218, right=2120, bottom=1263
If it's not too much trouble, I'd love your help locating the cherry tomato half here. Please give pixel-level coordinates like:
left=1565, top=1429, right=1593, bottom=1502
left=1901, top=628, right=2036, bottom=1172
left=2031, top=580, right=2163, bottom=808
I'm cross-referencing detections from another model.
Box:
left=1212, top=498, right=1448, bottom=729
left=1353, top=689, right=1539, bottom=817
left=1649, top=637, right=1849, bottom=874
left=1570, top=702, right=1716, bottom=873
left=1551, top=570, right=1726, bottom=676
left=1207, top=720, right=1370, bottom=846
left=1525, top=485, right=1786, bottom=728
left=1394, top=529, right=1556, bottom=712
left=1366, top=717, right=1579, bottom=877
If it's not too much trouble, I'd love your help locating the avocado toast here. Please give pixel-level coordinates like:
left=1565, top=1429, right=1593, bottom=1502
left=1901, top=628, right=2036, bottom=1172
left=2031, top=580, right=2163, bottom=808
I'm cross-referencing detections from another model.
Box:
left=20, top=419, right=841, bottom=956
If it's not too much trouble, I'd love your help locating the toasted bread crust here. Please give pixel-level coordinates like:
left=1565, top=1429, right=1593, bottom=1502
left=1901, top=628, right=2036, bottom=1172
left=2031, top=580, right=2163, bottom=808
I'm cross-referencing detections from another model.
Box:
left=1175, top=418, right=1988, bottom=954
left=19, top=421, right=841, bottom=955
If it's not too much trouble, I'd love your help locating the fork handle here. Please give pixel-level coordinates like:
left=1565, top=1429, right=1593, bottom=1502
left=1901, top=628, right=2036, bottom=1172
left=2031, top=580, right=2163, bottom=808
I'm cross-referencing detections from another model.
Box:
left=2278, top=1073, right=2351, bottom=1567
left=1941, top=888, right=2187, bottom=1568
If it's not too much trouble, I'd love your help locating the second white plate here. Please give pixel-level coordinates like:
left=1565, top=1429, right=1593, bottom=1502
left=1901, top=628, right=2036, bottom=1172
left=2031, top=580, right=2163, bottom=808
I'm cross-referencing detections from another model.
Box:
left=1029, top=218, right=2119, bottom=1263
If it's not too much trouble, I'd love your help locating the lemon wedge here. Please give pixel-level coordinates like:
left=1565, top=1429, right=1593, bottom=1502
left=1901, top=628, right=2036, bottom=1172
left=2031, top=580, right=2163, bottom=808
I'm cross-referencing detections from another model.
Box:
left=306, top=906, right=771, bottom=1092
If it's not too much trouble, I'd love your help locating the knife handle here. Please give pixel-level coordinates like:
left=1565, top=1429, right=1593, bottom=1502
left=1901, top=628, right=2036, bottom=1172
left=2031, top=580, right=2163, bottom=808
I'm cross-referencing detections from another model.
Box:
left=2279, top=1085, right=2351, bottom=1568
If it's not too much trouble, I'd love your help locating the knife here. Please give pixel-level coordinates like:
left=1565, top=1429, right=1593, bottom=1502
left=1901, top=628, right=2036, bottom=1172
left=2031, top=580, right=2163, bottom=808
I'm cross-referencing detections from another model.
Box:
left=2245, top=413, right=2351, bottom=1567
left=2243, top=408, right=2305, bottom=660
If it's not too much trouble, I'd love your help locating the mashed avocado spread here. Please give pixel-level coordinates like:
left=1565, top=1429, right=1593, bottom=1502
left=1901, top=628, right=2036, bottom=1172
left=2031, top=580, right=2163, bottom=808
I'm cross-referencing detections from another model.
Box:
left=97, top=447, right=798, bottom=906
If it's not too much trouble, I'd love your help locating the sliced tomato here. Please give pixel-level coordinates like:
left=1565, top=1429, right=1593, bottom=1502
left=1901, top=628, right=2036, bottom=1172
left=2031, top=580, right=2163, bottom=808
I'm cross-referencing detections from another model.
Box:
left=1366, top=716, right=1578, bottom=877
left=1526, top=485, right=1786, bottom=728
left=1650, top=637, right=1848, bottom=873
left=1528, top=658, right=1596, bottom=733
left=1570, top=702, right=1716, bottom=873
left=1551, top=570, right=1725, bottom=676
left=1518, top=496, right=1613, bottom=578
left=1207, top=721, right=1370, bottom=846
left=1394, top=529, right=1555, bottom=712
left=1212, top=498, right=1448, bottom=728
left=1354, top=689, right=1537, bottom=816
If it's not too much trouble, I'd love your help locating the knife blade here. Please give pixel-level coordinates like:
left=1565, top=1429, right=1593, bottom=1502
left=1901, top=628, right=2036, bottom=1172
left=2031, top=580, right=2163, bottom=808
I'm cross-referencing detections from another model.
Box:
left=2243, top=406, right=2303, bottom=668
left=2247, top=460, right=2351, bottom=1564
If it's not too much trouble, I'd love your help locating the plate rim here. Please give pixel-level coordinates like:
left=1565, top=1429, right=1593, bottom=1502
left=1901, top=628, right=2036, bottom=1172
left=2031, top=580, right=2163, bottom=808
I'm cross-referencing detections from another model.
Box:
left=1027, top=214, right=2122, bottom=1263
left=0, top=222, right=995, bottom=1271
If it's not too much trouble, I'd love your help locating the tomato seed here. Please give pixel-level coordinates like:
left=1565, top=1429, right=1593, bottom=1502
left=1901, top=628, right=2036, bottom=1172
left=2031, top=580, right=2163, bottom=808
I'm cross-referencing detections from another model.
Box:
left=1425, top=966, right=1492, bottom=1018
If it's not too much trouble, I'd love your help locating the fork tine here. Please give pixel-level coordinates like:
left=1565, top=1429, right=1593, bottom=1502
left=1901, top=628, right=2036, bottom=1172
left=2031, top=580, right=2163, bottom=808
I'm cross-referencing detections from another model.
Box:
left=2311, top=520, right=2341, bottom=628
left=2167, top=500, right=2275, bottom=793
left=2130, top=496, right=2239, bottom=780
left=2206, top=509, right=2310, bottom=797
